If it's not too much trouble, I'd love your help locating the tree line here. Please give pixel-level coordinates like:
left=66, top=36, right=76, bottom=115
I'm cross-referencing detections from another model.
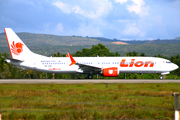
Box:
left=0, top=44, right=180, bottom=79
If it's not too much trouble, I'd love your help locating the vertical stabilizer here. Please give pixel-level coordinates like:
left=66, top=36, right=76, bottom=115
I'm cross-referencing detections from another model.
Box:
left=4, top=28, right=38, bottom=60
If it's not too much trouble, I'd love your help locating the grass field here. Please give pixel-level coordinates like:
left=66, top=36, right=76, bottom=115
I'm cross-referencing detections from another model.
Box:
left=0, top=83, right=180, bottom=119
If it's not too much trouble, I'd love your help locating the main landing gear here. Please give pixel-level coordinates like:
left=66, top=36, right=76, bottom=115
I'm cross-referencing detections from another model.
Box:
left=160, top=73, right=165, bottom=80
left=88, top=74, right=93, bottom=79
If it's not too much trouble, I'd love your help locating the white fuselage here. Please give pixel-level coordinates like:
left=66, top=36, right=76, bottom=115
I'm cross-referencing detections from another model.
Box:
left=9, top=56, right=179, bottom=74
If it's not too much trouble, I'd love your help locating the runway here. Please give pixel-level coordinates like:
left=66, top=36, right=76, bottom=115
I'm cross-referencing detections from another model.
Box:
left=0, top=79, right=180, bottom=84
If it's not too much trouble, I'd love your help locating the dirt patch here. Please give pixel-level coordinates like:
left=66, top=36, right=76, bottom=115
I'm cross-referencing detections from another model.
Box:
left=112, top=42, right=129, bottom=45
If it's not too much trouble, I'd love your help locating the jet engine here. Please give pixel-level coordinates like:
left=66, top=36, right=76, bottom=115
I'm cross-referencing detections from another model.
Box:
left=102, top=67, right=119, bottom=77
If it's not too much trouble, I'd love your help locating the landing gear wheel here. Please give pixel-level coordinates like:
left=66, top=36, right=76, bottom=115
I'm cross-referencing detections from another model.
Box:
left=160, top=76, right=163, bottom=80
left=88, top=74, right=93, bottom=79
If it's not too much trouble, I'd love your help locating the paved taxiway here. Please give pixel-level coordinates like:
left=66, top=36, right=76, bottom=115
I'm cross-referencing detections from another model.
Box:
left=0, top=79, right=180, bottom=84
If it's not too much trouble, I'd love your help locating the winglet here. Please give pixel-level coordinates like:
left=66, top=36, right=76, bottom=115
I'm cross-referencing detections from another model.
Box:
left=68, top=53, right=76, bottom=66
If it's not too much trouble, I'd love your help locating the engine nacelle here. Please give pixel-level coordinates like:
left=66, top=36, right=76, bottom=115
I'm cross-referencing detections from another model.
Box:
left=103, top=67, right=119, bottom=77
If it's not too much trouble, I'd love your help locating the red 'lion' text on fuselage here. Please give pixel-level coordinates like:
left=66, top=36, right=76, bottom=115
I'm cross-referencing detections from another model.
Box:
left=120, top=59, right=154, bottom=67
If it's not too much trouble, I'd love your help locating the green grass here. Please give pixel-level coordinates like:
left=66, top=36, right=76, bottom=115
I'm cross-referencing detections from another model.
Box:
left=0, top=83, right=180, bottom=119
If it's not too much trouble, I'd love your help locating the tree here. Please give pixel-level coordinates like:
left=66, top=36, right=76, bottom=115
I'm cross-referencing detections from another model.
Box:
left=52, top=52, right=61, bottom=57
left=140, top=52, right=146, bottom=56
left=125, top=51, right=138, bottom=56
left=75, top=44, right=111, bottom=57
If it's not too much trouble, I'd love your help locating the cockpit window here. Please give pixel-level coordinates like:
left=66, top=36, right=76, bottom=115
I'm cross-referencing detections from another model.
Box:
left=166, top=61, right=171, bottom=64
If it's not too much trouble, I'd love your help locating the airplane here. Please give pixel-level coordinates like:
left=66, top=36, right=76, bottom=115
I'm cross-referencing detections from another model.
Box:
left=4, top=28, right=179, bottom=79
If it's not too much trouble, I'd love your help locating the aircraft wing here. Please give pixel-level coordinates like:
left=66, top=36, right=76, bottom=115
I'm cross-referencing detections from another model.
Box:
left=75, top=62, right=101, bottom=72
left=68, top=53, right=101, bottom=73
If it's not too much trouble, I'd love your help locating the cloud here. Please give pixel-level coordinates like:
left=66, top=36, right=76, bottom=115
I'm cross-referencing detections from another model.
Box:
left=53, top=2, right=71, bottom=13
left=123, top=23, right=145, bottom=37
left=53, top=0, right=112, bottom=19
left=71, top=24, right=103, bottom=37
left=72, top=5, right=84, bottom=14
left=55, top=23, right=64, bottom=34
left=41, top=22, right=102, bottom=37
left=114, top=0, right=128, bottom=4
left=126, top=0, right=149, bottom=17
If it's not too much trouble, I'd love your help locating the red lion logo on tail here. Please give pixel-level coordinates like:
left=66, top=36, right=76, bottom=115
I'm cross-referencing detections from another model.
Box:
left=11, top=41, right=23, bottom=55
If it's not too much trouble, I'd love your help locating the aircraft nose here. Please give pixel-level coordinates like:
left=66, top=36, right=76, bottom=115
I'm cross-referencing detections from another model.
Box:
left=173, top=63, right=179, bottom=70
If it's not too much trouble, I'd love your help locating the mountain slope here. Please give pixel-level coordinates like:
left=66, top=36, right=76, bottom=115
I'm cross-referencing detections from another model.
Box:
left=0, top=32, right=180, bottom=57
left=91, top=37, right=180, bottom=44
left=0, top=32, right=121, bottom=46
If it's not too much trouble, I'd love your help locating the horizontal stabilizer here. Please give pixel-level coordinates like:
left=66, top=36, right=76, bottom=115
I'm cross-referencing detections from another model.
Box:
left=5, top=58, right=24, bottom=63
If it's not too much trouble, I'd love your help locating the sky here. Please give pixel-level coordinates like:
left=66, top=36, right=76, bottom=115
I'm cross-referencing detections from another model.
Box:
left=0, top=0, right=180, bottom=40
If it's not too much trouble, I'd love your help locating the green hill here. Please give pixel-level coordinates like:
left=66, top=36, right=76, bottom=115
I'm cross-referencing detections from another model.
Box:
left=91, top=37, right=180, bottom=44
left=0, top=32, right=180, bottom=57
left=0, top=32, right=114, bottom=46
